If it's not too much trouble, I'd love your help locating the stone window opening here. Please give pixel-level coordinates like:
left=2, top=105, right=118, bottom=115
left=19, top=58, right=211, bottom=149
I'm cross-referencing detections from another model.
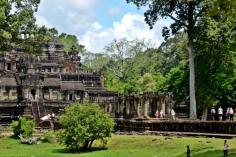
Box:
left=31, top=89, right=36, bottom=100
left=69, top=93, right=73, bottom=101
left=7, top=63, right=11, bottom=71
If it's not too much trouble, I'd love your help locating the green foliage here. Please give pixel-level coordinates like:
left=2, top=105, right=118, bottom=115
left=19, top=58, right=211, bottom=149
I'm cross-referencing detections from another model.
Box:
left=59, top=33, right=86, bottom=54
left=136, top=73, right=157, bottom=93
left=11, top=117, right=35, bottom=139
left=194, top=15, right=236, bottom=110
left=57, top=102, right=114, bottom=152
left=163, top=64, right=189, bottom=105
left=0, top=0, right=40, bottom=50
left=41, top=130, right=57, bottom=143
left=83, top=53, right=110, bottom=72
left=158, top=33, right=188, bottom=74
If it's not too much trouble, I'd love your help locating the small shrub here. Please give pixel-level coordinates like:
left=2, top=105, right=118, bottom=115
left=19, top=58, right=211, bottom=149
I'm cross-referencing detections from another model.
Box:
left=57, top=102, right=114, bottom=152
left=11, top=117, right=35, bottom=138
left=41, top=130, right=56, bottom=143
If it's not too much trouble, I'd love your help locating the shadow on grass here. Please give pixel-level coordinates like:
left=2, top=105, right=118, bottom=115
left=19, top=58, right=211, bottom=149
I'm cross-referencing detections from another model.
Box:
left=9, top=135, right=19, bottom=139
left=53, top=147, right=108, bottom=154
left=176, top=149, right=236, bottom=157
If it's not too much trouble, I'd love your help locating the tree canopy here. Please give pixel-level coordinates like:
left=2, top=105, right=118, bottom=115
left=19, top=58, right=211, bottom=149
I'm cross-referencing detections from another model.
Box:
left=57, top=102, right=114, bottom=152
left=0, top=0, right=40, bottom=50
left=125, top=0, right=236, bottom=118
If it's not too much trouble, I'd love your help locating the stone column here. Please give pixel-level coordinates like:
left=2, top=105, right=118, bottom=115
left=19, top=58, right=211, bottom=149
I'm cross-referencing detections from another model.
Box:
left=108, top=103, right=112, bottom=113
left=144, top=100, right=149, bottom=118
left=136, top=99, right=141, bottom=118
left=25, top=89, right=29, bottom=100
left=126, top=101, right=130, bottom=116
left=116, top=101, right=119, bottom=115
left=161, top=103, right=165, bottom=117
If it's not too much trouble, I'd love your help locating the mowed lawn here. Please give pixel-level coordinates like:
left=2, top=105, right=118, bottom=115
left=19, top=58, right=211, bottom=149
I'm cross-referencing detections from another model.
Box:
left=0, top=135, right=236, bottom=157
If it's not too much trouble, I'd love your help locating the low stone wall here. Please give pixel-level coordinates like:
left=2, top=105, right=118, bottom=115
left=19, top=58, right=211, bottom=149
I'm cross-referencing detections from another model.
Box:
left=114, top=119, right=236, bottom=134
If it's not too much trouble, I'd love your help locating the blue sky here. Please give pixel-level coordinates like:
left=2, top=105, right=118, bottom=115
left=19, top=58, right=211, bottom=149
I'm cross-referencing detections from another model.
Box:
left=35, top=0, right=170, bottom=53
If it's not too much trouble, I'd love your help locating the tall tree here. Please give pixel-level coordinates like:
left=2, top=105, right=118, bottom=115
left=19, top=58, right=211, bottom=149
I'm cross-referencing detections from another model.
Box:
left=126, top=0, right=209, bottom=118
left=0, top=0, right=40, bottom=51
left=59, top=33, right=85, bottom=54
left=83, top=52, right=110, bottom=72
left=194, top=11, right=236, bottom=120
left=158, top=33, right=188, bottom=75
left=104, top=38, right=148, bottom=81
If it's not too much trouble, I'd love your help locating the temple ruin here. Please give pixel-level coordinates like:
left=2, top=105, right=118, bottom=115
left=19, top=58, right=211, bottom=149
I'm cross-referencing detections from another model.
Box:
left=0, top=41, right=175, bottom=125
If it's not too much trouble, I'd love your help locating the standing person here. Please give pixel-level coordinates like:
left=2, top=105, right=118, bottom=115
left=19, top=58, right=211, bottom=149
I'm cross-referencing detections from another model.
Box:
left=160, top=110, right=164, bottom=118
left=226, top=108, right=230, bottom=121
left=186, top=145, right=190, bottom=157
left=218, top=106, right=223, bottom=121
left=224, top=140, right=229, bottom=157
left=210, top=107, right=216, bottom=121
left=229, top=107, right=234, bottom=121
left=155, top=110, right=160, bottom=118
left=171, top=109, right=176, bottom=121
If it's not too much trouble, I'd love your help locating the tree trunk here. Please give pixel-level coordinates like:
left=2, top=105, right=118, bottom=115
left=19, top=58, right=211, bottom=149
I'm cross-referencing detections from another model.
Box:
left=187, top=2, right=197, bottom=119
left=88, top=139, right=94, bottom=150
left=82, top=141, right=89, bottom=151
left=188, top=37, right=197, bottom=119
left=201, top=106, right=208, bottom=121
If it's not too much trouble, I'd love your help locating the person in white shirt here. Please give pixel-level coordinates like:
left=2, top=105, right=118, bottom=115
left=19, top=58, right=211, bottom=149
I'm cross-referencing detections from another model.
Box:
left=210, top=107, right=216, bottom=121
left=229, top=107, right=234, bottom=121
left=218, top=106, right=223, bottom=121
left=160, top=110, right=164, bottom=118
left=224, top=140, right=229, bottom=157
left=226, top=108, right=230, bottom=121
left=171, top=109, right=176, bottom=121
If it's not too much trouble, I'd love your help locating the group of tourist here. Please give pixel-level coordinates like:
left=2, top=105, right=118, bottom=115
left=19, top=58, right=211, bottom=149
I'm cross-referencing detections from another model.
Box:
left=155, top=109, right=176, bottom=121
left=210, top=106, right=235, bottom=121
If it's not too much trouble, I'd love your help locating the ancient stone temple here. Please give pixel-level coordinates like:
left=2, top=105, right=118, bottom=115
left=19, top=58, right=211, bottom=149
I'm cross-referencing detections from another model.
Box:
left=0, top=41, right=119, bottom=124
left=0, top=41, right=174, bottom=125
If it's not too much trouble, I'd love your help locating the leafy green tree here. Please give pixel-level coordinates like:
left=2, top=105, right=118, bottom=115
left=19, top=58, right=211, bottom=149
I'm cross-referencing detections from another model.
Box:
left=163, top=64, right=189, bottom=106
left=136, top=73, right=157, bottom=92
left=194, top=14, right=236, bottom=119
left=83, top=53, right=110, bottom=72
left=0, top=0, right=40, bottom=51
left=158, top=33, right=188, bottom=74
left=127, top=48, right=164, bottom=76
left=59, top=33, right=85, bottom=54
left=104, top=38, right=148, bottom=81
left=102, top=39, right=164, bottom=94
left=57, top=102, right=114, bottom=152
left=125, top=0, right=213, bottom=118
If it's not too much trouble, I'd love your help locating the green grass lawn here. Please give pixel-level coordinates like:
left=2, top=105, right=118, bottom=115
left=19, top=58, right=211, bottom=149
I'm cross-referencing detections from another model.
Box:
left=0, top=135, right=236, bottom=157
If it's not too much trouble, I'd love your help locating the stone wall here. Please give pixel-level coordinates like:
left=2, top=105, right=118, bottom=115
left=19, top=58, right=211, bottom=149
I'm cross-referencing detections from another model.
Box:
left=115, top=119, right=236, bottom=134
left=0, top=87, right=17, bottom=100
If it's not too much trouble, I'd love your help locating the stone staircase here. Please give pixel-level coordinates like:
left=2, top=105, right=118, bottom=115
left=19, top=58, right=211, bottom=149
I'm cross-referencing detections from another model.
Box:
left=31, top=101, right=41, bottom=125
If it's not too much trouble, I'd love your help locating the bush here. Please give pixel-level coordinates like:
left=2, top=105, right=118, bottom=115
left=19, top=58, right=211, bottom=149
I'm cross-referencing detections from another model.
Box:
left=11, top=117, right=35, bottom=138
left=41, top=130, right=56, bottom=143
left=57, top=102, right=114, bottom=152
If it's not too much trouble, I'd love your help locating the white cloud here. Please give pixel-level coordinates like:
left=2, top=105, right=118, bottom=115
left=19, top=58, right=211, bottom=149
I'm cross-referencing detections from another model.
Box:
left=35, top=15, right=52, bottom=27
left=35, top=1, right=171, bottom=53
left=35, top=0, right=96, bottom=34
left=74, top=0, right=97, bottom=11
left=80, top=13, right=168, bottom=53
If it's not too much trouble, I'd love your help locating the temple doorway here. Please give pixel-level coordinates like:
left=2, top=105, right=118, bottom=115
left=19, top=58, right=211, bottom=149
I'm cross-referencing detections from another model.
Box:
left=69, top=93, right=73, bottom=101
left=31, top=89, right=36, bottom=99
